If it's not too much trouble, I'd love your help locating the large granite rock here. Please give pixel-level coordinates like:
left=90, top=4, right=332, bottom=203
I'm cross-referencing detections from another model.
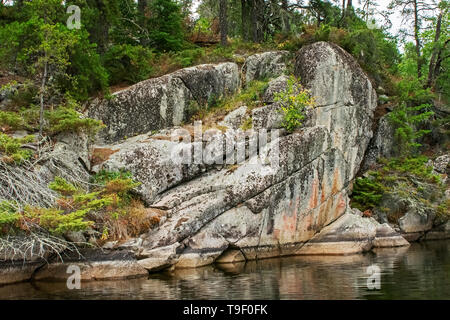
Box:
left=84, top=42, right=392, bottom=270
left=89, top=63, right=240, bottom=143
left=295, top=41, right=378, bottom=179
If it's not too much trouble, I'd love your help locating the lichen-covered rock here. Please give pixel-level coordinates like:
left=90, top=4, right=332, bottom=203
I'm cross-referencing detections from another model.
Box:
left=137, top=242, right=181, bottom=272
left=399, top=209, right=434, bottom=234
left=33, top=249, right=148, bottom=282
left=251, top=103, right=283, bottom=130
left=85, top=43, right=385, bottom=269
left=0, top=261, right=44, bottom=285
left=296, top=41, right=377, bottom=180
left=296, top=210, right=409, bottom=255
left=242, top=51, right=290, bottom=86
left=261, top=75, right=289, bottom=103
left=89, top=62, right=240, bottom=143
left=93, top=133, right=206, bottom=204
left=218, top=105, right=248, bottom=129
left=362, top=114, right=396, bottom=171
left=432, top=154, right=449, bottom=174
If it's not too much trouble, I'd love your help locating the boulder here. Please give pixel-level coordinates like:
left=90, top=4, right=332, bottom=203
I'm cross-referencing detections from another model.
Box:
left=93, top=133, right=206, bottom=204
left=399, top=209, right=434, bottom=234
left=295, top=41, right=378, bottom=179
left=261, top=75, right=289, bottom=103
left=89, top=63, right=240, bottom=143
left=242, top=51, right=290, bottom=86
left=215, top=249, right=246, bottom=264
left=433, top=154, right=449, bottom=174
left=84, top=43, right=382, bottom=269
left=138, top=242, right=181, bottom=272
left=251, top=103, right=283, bottom=130
left=296, top=210, right=409, bottom=255
left=218, top=105, right=248, bottom=129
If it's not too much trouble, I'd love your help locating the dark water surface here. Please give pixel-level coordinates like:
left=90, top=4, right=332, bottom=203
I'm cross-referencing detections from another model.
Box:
left=1, top=240, right=449, bottom=300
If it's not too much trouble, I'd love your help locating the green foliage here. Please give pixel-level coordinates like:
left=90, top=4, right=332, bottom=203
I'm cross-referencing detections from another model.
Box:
left=0, top=173, right=145, bottom=238
left=103, top=44, right=155, bottom=85
left=388, top=102, right=434, bottom=155
left=45, top=102, right=105, bottom=136
left=381, top=156, right=440, bottom=182
left=147, top=0, right=185, bottom=52
left=274, top=76, right=315, bottom=132
left=0, top=201, right=20, bottom=232
left=29, top=207, right=93, bottom=235
left=351, top=156, right=445, bottom=216
left=48, top=176, right=79, bottom=196
left=0, top=133, right=35, bottom=164
left=90, top=170, right=133, bottom=185
left=351, top=176, right=385, bottom=211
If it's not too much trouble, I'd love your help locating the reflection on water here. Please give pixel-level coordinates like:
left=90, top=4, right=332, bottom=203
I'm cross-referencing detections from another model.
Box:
left=1, top=241, right=449, bottom=300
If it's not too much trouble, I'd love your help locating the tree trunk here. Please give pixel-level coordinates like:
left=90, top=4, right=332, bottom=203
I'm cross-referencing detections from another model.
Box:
left=281, top=0, right=290, bottom=33
left=39, top=59, right=48, bottom=139
left=413, top=0, right=422, bottom=79
left=250, top=0, right=264, bottom=43
left=241, top=0, right=251, bottom=41
left=219, top=0, right=228, bottom=46
left=426, top=11, right=442, bottom=89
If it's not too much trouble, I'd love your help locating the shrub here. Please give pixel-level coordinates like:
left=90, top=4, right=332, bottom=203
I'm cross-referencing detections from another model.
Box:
left=351, top=176, right=385, bottom=211
left=103, top=44, right=155, bottom=85
left=48, top=176, right=79, bottom=196
left=388, top=103, right=434, bottom=155
left=274, top=75, right=315, bottom=132
left=0, top=133, right=35, bottom=164
left=45, top=102, right=105, bottom=136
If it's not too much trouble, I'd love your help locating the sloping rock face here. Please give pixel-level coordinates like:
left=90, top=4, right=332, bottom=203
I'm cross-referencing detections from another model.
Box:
left=88, top=63, right=240, bottom=143
left=110, top=42, right=394, bottom=269
left=8, top=43, right=408, bottom=283
left=295, top=41, right=378, bottom=179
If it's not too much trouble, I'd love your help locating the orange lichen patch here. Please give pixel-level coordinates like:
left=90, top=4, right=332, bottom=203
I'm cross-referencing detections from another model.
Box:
left=90, top=148, right=119, bottom=166
left=281, top=211, right=297, bottom=238
left=273, top=228, right=280, bottom=239
left=320, top=179, right=328, bottom=203
left=147, top=135, right=173, bottom=141
left=175, top=217, right=189, bottom=229
left=363, top=210, right=372, bottom=218
left=308, top=179, right=319, bottom=209
left=331, top=169, right=341, bottom=195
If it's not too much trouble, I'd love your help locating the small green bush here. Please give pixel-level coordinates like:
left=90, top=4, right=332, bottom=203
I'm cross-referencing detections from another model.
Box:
left=274, top=76, right=315, bottom=132
left=103, top=44, right=155, bottom=85
left=46, top=104, right=105, bottom=136
left=0, top=133, right=35, bottom=164
left=351, top=176, right=385, bottom=211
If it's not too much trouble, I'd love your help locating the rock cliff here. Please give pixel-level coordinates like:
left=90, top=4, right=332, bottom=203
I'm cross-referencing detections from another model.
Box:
left=1, top=42, right=414, bottom=285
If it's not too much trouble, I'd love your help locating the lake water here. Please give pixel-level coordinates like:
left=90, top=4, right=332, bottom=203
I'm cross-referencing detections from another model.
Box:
left=1, top=240, right=449, bottom=300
